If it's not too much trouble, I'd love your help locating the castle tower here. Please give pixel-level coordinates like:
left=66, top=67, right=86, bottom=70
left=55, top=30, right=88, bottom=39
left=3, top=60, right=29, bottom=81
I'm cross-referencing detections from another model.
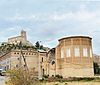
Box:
left=56, top=36, right=94, bottom=78
left=21, top=30, right=27, bottom=42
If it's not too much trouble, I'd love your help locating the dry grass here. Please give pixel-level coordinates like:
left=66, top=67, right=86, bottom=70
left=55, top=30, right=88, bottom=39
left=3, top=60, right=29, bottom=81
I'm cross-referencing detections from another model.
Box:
left=41, top=81, right=100, bottom=85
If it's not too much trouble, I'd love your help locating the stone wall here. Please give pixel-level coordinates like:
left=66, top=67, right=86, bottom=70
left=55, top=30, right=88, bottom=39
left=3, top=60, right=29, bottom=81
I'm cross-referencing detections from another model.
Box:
left=56, top=36, right=94, bottom=77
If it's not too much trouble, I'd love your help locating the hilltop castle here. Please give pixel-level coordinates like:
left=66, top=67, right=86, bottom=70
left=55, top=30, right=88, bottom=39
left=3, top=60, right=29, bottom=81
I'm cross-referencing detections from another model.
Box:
left=8, top=30, right=32, bottom=46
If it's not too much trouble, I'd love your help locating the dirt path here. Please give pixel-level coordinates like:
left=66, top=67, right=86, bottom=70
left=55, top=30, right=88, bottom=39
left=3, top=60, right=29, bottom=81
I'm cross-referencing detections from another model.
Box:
left=0, top=76, right=5, bottom=85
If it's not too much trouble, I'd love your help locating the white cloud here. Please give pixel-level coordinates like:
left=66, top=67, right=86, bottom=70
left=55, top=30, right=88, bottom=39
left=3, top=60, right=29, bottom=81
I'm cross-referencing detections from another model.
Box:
left=50, top=9, right=96, bottom=22
left=6, top=14, right=37, bottom=21
left=5, top=6, right=98, bottom=23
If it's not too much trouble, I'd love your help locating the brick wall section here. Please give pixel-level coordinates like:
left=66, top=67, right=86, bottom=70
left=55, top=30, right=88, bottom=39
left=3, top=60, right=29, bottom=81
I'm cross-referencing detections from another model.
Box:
left=56, top=36, right=94, bottom=78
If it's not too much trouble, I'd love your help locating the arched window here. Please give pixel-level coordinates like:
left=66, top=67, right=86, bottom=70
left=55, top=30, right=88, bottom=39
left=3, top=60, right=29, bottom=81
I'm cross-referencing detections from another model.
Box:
left=52, top=61, right=55, bottom=65
left=61, top=48, right=64, bottom=58
left=66, top=48, right=70, bottom=57
left=83, top=48, right=88, bottom=57
left=42, top=57, right=43, bottom=62
left=74, top=47, right=80, bottom=57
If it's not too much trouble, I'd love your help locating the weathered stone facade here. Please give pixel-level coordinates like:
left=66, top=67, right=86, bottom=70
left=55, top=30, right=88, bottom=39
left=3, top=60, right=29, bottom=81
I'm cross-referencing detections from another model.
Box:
left=8, top=30, right=32, bottom=46
left=0, top=32, right=95, bottom=78
left=8, top=30, right=27, bottom=44
left=56, top=36, right=94, bottom=77
left=47, top=48, right=56, bottom=77
left=93, top=54, right=100, bottom=67
left=0, top=30, right=47, bottom=78
left=0, top=49, right=47, bottom=77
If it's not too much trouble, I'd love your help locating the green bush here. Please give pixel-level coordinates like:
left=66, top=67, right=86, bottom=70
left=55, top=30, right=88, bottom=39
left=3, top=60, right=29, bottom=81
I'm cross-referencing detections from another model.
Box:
left=55, top=75, right=63, bottom=79
left=43, top=75, right=49, bottom=78
left=6, top=68, right=41, bottom=85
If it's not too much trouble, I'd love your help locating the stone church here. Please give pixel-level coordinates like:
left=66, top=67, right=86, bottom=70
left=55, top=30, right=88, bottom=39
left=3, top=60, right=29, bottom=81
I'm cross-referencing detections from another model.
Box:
left=0, top=30, right=94, bottom=78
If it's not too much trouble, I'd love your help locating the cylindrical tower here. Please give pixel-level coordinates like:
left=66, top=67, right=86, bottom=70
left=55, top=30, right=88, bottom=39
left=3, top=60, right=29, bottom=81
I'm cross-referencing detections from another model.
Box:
left=56, top=36, right=94, bottom=78
left=21, top=30, right=27, bottom=42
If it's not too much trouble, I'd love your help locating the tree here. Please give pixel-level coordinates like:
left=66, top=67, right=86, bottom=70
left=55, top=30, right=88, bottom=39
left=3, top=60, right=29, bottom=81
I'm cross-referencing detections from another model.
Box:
left=1, top=43, right=4, bottom=46
left=40, top=45, right=43, bottom=50
left=93, top=62, right=100, bottom=74
left=35, top=41, right=45, bottom=50
left=35, top=41, right=40, bottom=49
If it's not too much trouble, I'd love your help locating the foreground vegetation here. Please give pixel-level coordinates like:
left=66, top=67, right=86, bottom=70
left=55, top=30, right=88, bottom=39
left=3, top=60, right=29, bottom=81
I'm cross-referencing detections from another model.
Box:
left=41, top=77, right=100, bottom=85
left=6, top=69, right=100, bottom=85
left=41, top=81, right=100, bottom=85
left=6, top=68, right=41, bottom=85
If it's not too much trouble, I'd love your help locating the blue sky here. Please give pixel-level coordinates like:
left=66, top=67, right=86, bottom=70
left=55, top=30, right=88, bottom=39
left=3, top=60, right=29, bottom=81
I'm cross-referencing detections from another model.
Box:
left=0, top=0, right=100, bottom=54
